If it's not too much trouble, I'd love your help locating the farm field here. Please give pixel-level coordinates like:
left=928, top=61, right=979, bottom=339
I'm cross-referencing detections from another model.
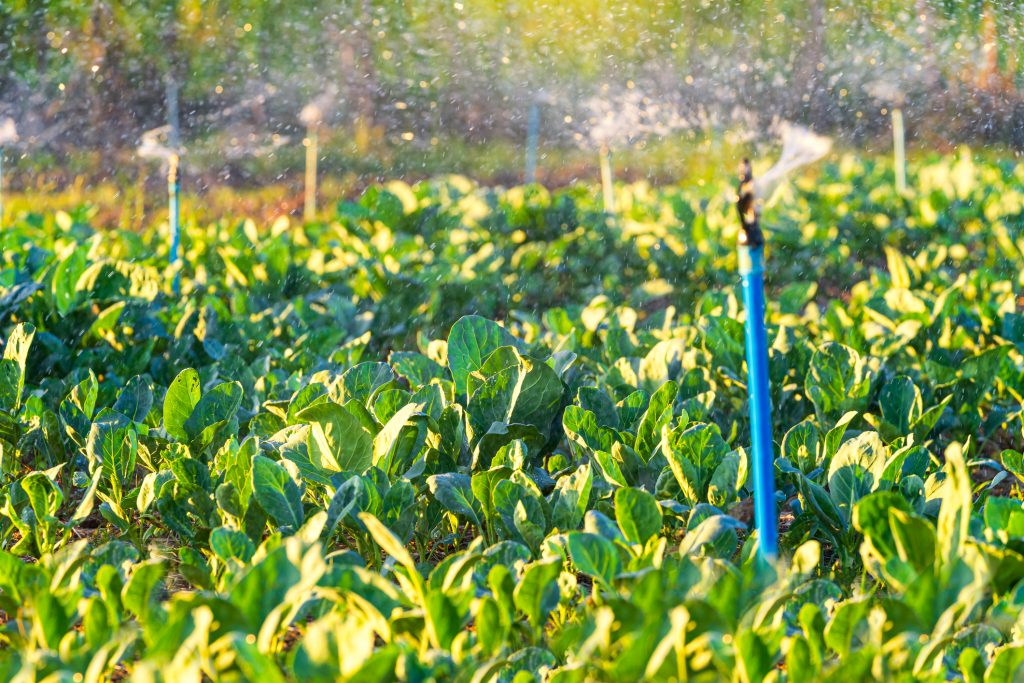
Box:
left=1, top=150, right=1024, bottom=681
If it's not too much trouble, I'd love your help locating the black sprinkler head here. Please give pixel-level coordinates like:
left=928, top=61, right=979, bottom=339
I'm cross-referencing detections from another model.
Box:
left=736, top=159, right=764, bottom=248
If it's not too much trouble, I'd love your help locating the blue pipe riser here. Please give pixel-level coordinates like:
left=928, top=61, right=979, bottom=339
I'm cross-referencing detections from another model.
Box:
left=168, top=161, right=181, bottom=295
left=738, top=244, right=779, bottom=563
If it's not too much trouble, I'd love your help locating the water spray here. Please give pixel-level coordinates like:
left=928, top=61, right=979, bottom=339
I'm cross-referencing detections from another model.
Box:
left=736, top=160, right=778, bottom=566
left=581, top=85, right=694, bottom=214
left=525, top=103, right=539, bottom=184
left=0, top=118, right=17, bottom=230
left=892, top=108, right=906, bottom=194
left=753, top=122, right=832, bottom=206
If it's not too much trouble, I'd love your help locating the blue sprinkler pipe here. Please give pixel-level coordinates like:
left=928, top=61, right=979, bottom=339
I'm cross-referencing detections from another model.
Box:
left=167, top=78, right=182, bottom=295
left=168, top=153, right=181, bottom=295
left=525, top=103, right=539, bottom=184
left=736, top=159, right=779, bottom=565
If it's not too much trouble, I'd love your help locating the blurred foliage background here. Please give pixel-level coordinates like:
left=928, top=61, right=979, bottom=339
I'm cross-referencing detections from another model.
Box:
left=0, top=0, right=1021, bottom=196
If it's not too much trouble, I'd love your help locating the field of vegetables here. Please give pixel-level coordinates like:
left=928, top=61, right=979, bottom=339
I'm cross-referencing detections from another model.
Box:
left=3, top=150, right=1024, bottom=681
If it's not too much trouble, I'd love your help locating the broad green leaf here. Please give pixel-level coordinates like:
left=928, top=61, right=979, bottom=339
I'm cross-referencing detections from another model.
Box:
left=341, top=362, right=396, bottom=406
left=428, top=473, right=481, bottom=527
left=735, top=629, right=776, bottom=683
left=662, top=422, right=729, bottom=504
left=473, top=422, right=545, bottom=469
left=210, top=527, right=256, bottom=563
left=513, top=499, right=546, bottom=553
left=513, top=558, right=561, bottom=631
left=568, top=532, right=621, bottom=589
left=232, top=632, right=289, bottom=683
left=322, top=476, right=365, bottom=540
left=467, top=347, right=563, bottom=441
left=475, top=596, right=509, bottom=656
left=783, top=420, right=822, bottom=473
left=298, top=401, right=373, bottom=472
left=87, top=412, right=137, bottom=492
left=447, top=315, right=519, bottom=397
left=635, top=381, right=679, bottom=460
left=550, top=463, right=592, bottom=531
left=913, top=395, right=951, bottom=440
left=373, top=403, right=428, bottom=477
left=52, top=247, right=88, bottom=316
left=114, top=375, right=154, bottom=424
left=577, top=387, right=620, bottom=429
left=228, top=545, right=303, bottom=634
left=853, top=491, right=912, bottom=570
left=0, top=323, right=35, bottom=413
left=563, top=405, right=617, bottom=457
left=678, top=513, right=744, bottom=558
left=823, top=411, right=858, bottom=459
left=121, top=560, right=166, bottom=625
left=494, top=480, right=546, bottom=551
left=889, top=508, right=936, bottom=573
left=390, top=351, right=445, bottom=387
left=358, top=512, right=419, bottom=578
left=183, top=380, right=243, bottom=441
left=985, top=644, right=1024, bottom=683
left=880, top=375, right=922, bottom=435
left=163, top=368, right=201, bottom=442
left=639, top=339, right=686, bottom=393
left=60, top=371, right=98, bottom=445
left=616, top=390, right=649, bottom=430
left=827, top=431, right=888, bottom=524
left=286, top=383, right=329, bottom=424
left=472, top=466, right=511, bottom=529
left=805, top=343, right=871, bottom=421
left=592, top=448, right=629, bottom=488
left=424, top=589, right=464, bottom=650
left=614, top=487, right=661, bottom=545
left=708, top=450, right=744, bottom=507
left=252, top=455, right=304, bottom=531
left=937, top=442, right=972, bottom=572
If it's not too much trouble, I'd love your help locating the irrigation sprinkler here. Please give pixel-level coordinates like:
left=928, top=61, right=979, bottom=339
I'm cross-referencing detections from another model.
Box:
left=138, top=80, right=184, bottom=295
left=730, top=124, right=830, bottom=565
left=736, top=160, right=778, bottom=566
left=892, top=107, right=907, bottom=194
left=525, top=103, right=539, bottom=184
left=0, top=118, right=18, bottom=229
left=599, top=144, right=615, bottom=213
left=300, top=102, right=325, bottom=223
left=167, top=151, right=181, bottom=295
left=865, top=81, right=907, bottom=195
left=167, top=79, right=182, bottom=295
left=0, top=145, right=4, bottom=231
left=303, top=126, right=318, bottom=222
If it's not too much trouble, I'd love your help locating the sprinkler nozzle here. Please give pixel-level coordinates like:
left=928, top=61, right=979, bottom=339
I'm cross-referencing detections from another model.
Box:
left=736, top=159, right=764, bottom=248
